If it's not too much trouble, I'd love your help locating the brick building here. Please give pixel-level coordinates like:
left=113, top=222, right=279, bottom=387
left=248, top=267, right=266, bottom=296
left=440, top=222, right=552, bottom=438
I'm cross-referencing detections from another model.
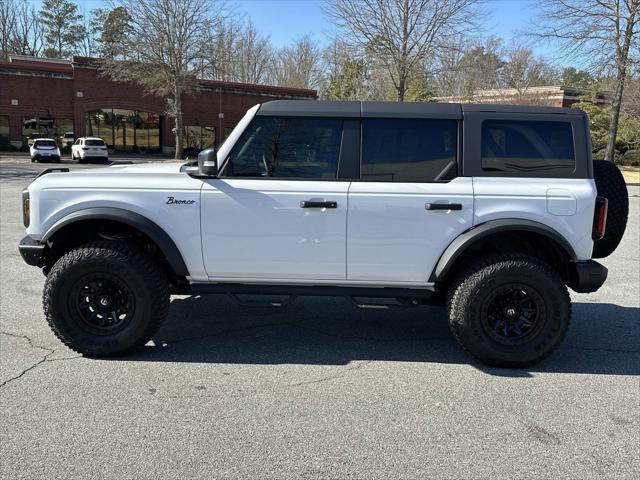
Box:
left=435, top=85, right=611, bottom=108
left=0, top=55, right=316, bottom=152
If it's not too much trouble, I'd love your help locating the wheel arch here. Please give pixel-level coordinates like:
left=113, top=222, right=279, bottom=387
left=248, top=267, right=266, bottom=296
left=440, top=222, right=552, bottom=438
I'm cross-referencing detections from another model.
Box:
left=42, top=207, right=189, bottom=277
left=430, top=219, right=578, bottom=287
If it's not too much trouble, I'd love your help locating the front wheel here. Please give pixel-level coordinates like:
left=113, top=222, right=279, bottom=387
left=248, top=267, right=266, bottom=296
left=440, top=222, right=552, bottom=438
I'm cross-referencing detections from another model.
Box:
left=43, top=242, right=170, bottom=356
left=447, top=254, right=571, bottom=368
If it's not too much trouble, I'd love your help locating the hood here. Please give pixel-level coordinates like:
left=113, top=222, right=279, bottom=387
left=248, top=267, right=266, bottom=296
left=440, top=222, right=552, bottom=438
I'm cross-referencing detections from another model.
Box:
left=81, top=161, right=186, bottom=175
left=29, top=161, right=191, bottom=191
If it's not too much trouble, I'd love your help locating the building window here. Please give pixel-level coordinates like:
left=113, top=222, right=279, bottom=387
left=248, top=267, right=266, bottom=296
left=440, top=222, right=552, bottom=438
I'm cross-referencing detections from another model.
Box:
left=85, top=108, right=160, bottom=152
left=184, top=125, right=215, bottom=150
left=481, top=120, right=575, bottom=173
left=21, top=117, right=73, bottom=147
left=361, top=119, right=458, bottom=182
left=0, top=115, right=9, bottom=139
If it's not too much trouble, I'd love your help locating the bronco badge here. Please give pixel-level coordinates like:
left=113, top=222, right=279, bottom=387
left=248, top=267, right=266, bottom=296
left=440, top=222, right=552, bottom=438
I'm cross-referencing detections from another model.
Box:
left=166, top=196, right=195, bottom=205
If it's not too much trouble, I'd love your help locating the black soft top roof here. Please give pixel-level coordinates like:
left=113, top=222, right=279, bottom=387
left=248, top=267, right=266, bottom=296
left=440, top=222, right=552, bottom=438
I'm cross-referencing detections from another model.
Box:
left=256, top=100, right=583, bottom=119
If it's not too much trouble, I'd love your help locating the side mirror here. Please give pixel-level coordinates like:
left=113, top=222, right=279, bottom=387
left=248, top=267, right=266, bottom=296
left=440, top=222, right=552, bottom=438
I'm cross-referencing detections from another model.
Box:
left=198, top=148, right=218, bottom=177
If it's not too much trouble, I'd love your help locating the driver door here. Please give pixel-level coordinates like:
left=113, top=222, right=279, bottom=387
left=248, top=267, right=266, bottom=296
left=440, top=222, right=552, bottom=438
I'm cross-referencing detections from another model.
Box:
left=201, top=115, right=350, bottom=281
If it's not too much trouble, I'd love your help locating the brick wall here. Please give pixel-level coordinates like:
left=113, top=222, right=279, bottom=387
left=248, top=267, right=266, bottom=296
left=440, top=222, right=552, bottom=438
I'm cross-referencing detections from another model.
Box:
left=0, top=56, right=316, bottom=150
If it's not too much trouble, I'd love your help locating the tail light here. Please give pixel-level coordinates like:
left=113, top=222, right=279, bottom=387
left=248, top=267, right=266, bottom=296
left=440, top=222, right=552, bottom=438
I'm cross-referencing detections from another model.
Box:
left=22, top=190, right=30, bottom=228
left=592, top=196, right=608, bottom=240
left=82, top=147, right=89, bottom=151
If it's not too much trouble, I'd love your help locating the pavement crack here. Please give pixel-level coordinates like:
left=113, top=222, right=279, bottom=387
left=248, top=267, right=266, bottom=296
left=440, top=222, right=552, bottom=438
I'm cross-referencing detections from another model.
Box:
left=0, top=330, right=57, bottom=389
left=288, top=360, right=373, bottom=387
left=566, top=346, right=640, bottom=354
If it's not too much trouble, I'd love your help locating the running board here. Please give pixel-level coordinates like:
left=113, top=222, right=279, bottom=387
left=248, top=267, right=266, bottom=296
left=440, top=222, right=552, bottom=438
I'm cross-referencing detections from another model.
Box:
left=187, top=283, right=438, bottom=308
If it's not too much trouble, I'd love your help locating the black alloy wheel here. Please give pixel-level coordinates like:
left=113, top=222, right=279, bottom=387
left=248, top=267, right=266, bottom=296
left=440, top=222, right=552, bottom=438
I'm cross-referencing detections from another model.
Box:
left=72, top=273, right=136, bottom=335
left=482, top=284, right=544, bottom=345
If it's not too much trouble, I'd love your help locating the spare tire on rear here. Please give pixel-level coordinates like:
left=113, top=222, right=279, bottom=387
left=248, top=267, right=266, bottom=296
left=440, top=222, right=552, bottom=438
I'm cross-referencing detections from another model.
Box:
left=592, top=160, right=628, bottom=258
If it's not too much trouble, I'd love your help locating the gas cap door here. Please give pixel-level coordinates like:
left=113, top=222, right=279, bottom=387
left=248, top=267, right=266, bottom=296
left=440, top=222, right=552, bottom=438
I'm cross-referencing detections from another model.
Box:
left=546, top=188, right=577, bottom=216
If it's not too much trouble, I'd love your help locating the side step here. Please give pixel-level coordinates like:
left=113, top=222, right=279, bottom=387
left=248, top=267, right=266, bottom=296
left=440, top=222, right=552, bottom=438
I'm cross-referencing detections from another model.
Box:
left=187, top=283, right=438, bottom=309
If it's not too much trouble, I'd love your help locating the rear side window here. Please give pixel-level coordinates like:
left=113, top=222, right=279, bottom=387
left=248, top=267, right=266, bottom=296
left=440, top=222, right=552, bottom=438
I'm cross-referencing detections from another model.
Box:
left=481, top=120, right=575, bottom=173
left=85, top=139, right=105, bottom=146
left=361, top=119, right=457, bottom=182
left=222, top=116, right=342, bottom=179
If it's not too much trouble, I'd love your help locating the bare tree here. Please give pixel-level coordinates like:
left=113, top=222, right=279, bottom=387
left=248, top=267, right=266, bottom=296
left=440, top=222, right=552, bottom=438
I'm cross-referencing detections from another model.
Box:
left=0, top=0, right=17, bottom=60
left=325, top=0, right=483, bottom=101
left=273, top=35, right=323, bottom=89
left=1, top=0, right=45, bottom=59
left=502, top=42, right=560, bottom=96
left=100, top=0, right=224, bottom=159
left=232, top=21, right=273, bottom=84
left=535, top=0, right=640, bottom=161
left=202, top=19, right=240, bottom=81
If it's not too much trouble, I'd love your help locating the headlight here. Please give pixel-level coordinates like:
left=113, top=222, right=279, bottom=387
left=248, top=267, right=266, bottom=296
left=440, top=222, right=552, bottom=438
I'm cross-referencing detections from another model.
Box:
left=22, top=190, right=30, bottom=228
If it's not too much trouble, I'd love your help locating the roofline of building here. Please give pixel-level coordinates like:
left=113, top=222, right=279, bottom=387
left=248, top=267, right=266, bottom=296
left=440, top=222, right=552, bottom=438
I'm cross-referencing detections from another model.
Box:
left=1, top=55, right=317, bottom=98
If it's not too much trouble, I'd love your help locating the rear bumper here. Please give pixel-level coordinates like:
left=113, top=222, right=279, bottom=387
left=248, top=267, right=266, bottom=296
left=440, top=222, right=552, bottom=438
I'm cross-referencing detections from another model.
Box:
left=569, top=260, right=608, bottom=293
left=19, top=236, right=45, bottom=267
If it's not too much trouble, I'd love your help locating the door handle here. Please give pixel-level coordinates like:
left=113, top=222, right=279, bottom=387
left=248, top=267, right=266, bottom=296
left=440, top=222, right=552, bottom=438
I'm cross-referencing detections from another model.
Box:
left=425, top=203, right=463, bottom=211
left=300, top=200, right=338, bottom=209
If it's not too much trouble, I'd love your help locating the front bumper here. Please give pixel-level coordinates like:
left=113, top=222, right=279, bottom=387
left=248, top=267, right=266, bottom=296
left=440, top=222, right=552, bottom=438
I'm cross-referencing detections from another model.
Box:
left=19, top=236, right=46, bottom=267
left=569, top=260, right=608, bottom=293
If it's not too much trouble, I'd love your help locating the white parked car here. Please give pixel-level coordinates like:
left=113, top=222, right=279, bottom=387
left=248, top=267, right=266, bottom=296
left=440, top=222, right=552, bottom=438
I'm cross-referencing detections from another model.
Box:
left=29, top=138, right=61, bottom=163
left=18, top=101, right=629, bottom=367
left=71, top=137, right=109, bottom=163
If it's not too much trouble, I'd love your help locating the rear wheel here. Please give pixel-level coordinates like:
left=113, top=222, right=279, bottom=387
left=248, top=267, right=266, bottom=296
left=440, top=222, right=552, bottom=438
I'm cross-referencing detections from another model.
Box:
left=43, top=241, right=170, bottom=356
left=447, top=254, right=571, bottom=367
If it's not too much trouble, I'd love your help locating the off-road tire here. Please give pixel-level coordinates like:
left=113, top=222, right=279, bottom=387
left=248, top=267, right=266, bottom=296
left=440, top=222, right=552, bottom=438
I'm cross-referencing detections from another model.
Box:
left=447, top=254, right=571, bottom=368
left=43, top=241, right=170, bottom=356
left=592, top=160, right=628, bottom=258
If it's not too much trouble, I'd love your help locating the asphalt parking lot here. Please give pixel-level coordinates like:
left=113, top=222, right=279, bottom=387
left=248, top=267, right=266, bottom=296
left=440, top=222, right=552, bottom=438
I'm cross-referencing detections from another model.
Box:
left=1, top=157, right=639, bottom=479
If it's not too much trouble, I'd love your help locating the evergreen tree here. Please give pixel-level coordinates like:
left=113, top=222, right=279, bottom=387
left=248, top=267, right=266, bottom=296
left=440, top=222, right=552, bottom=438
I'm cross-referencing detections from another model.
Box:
left=40, top=0, right=82, bottom=58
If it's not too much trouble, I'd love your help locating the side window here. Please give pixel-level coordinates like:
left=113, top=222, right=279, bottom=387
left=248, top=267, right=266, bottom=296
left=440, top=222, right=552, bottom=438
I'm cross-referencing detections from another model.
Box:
left=222, top=116, right=342, bottom=179
left=481, top=120, right=575, bottom=173
left=361, top=119, right=458, bottom=182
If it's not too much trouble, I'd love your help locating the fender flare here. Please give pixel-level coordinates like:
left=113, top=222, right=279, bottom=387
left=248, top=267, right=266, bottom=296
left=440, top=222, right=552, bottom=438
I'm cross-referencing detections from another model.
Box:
left=42, top=207, right=189, bottom=276
left=429, top=219, right=578, bottom=283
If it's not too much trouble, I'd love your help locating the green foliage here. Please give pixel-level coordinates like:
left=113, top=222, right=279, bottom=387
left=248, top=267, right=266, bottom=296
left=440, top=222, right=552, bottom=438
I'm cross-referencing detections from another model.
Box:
left=562, top=67, right=595, bottom=89
left=404, top=74, right=436, bottom=102
left=99, top=7, right=134, bottom=59
left=40, top=0, right=82, bottom=58
left=573, top=89, right=640, bottom=163
left=324, top=58, right=367, bottom=100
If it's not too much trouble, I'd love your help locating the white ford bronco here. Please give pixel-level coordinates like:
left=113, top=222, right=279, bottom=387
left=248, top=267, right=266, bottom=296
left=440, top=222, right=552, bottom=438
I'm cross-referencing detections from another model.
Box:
left=19, top=101, right=629, bottom=367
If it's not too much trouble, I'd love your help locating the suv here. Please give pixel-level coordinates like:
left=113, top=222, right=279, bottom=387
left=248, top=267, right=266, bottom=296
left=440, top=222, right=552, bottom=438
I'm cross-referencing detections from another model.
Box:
left=30, top=138, right=61, bottom=163
left=71, top=137, right=109, bottom=163
left=18, top=101, right=629, bottom=367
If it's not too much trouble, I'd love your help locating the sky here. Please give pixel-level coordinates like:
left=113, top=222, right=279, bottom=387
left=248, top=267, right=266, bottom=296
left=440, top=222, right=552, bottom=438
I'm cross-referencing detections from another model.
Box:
left=34, top=0, right=560, bottom=63
left=231, top=0, right=540, bottom=48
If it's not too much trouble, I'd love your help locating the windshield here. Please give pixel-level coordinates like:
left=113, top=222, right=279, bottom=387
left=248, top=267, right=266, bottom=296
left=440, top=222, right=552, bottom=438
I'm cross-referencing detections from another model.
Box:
left=35, top=140, right=57, bottom=148
left=85, top=139, right=105, bottom=146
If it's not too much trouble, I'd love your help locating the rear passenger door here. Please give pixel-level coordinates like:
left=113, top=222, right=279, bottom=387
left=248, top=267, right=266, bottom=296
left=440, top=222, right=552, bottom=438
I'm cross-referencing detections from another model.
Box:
left=347, top=114, right=474, bottom=284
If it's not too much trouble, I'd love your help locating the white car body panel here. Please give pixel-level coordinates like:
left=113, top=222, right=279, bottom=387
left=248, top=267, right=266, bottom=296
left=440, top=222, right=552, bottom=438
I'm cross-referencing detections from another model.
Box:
left=26, top=163, right=208, bottom=280
left=347, top=178, right=474, bottom=283
left=201, top=179, right=350, bottom=280
left=472, top=177, right=597, bottom=260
